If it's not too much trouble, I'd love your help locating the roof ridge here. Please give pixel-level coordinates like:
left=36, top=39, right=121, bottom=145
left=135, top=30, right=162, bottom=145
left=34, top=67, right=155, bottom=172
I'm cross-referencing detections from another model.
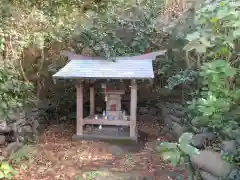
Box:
left=60, top=50, right=166, bottom=60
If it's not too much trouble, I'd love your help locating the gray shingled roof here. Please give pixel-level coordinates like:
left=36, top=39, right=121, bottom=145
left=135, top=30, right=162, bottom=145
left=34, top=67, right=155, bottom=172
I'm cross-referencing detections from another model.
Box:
left=53, top=51, right=166, bottom=79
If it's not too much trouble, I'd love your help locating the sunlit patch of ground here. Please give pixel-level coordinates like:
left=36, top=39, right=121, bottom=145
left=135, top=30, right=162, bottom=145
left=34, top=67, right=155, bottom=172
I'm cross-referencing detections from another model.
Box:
left=13, top=119, right=186, bottom=180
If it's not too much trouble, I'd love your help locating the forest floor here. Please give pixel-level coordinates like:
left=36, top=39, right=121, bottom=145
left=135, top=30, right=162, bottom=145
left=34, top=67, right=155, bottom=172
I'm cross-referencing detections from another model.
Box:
left=13, top=118, right=186, bottom=180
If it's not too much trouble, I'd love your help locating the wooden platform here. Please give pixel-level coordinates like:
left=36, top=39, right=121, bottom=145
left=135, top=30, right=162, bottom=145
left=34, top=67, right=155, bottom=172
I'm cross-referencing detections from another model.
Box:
left=72, top=126, right=137, bottom=143
left=83, top=115, right=130, bottom=126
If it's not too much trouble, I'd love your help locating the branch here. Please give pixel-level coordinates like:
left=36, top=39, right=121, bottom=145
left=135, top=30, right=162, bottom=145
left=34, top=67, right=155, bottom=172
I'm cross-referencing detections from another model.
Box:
left=20, top=53, right=29, bottom=82
left=36, top=48, right=45, bottom=99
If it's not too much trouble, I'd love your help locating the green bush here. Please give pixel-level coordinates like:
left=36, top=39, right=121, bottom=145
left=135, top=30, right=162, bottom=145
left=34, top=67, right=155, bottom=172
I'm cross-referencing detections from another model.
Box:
left=188, top=60, right=240, bottom=139
left=161, top=0, right=240, bottom=174
left=0, top=66, right=34, bottom=120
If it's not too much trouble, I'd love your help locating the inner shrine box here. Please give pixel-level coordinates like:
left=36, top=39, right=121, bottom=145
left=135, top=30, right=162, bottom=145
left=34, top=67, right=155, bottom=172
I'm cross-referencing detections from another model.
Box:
left=103, top=90, right=125, bottom=119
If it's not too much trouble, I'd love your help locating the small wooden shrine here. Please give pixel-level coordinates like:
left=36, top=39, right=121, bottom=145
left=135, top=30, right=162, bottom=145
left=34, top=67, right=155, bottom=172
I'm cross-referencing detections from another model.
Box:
left=53, top=50, right=165, bottom=141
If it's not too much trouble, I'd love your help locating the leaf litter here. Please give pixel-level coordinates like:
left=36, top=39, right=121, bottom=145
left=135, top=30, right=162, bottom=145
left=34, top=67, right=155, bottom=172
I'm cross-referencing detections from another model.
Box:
left=12, top=118, right=186, bottom=180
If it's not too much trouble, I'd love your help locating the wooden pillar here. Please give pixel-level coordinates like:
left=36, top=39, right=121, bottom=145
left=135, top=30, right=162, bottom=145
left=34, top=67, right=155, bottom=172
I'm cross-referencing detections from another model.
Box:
left=130, top=79, right=137, bottom=140
left=90, top=85, right=95, bottom=116
left=76, top=81, right=83, bottom=135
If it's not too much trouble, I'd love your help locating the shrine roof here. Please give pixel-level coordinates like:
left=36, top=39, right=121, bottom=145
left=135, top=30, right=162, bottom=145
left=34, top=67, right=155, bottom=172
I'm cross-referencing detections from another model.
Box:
left=53, top=50, right=166, bottom=79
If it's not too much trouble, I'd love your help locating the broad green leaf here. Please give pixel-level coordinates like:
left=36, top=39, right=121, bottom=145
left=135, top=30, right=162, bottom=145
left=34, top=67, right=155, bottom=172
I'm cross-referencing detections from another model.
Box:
left=0, top=162, right=16, bottom=175
left=233, top=28, right=240, bottom=38
left=156, top=142, right=178, bottom=152
left=214, top=99, right=230, bottom=110
left=179, top=132, right=194, bottom=144
left=1, top=162, right=12, bottom=171
left=179, top=144, right=200, bottom=156
left=231, top=89, right=240, bottom=100
left=224, top=40, right=235, bottom=49
left=219, top=1, right=225, bottom=7
left=224, top=67, right=236, bottom=77
left=210, top=60, right=226, bottom=68
left=210, top=17, right=217, bottom=24
left=0, top=171, right=4, bottom=179
left=199, top=105, right=215, bottom=116
left=216, top=8, right=230, bottom=19
left=161, top=150, right=181, bottom=166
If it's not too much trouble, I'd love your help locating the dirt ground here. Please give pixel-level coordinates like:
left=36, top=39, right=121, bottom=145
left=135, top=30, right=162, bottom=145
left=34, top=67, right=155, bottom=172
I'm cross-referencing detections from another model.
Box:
left=13, top=118, right=186, bottom=180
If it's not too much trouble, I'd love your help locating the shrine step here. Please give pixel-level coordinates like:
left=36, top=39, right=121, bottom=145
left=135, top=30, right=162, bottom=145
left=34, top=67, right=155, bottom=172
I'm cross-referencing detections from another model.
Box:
left=72, top=134, right=137, bottom=144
